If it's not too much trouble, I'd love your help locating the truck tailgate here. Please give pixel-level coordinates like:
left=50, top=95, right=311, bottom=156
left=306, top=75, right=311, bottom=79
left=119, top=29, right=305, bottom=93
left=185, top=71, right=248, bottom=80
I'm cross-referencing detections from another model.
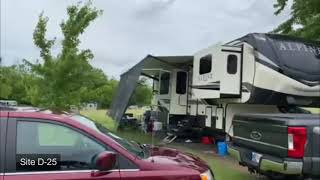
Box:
left=232, top=114, right=289, bottom=158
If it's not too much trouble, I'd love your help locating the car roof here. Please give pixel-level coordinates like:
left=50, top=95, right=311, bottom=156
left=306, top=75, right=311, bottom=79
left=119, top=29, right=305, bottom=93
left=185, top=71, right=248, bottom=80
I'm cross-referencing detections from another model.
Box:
left=0, top=111, right=71, bottom=123
left=0, top=105, right=16, bottom=111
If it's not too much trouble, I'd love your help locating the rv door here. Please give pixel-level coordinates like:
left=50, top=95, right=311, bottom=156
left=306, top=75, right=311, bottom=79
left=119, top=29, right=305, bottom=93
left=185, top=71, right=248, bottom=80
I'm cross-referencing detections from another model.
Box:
left=220, top=49, right=242, bottom=97
left=169, top=70, right=188, bottom=115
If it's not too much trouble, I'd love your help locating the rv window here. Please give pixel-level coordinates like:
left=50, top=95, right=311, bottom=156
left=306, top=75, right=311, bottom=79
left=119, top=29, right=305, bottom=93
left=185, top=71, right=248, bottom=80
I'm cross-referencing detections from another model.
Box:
left=160, top=72, right=170, bottom=94
left=227, top=54, right=238, bottom=74
left=176, top=71, right=187, bottom=94
left=199, top=55, right=212, bottom=74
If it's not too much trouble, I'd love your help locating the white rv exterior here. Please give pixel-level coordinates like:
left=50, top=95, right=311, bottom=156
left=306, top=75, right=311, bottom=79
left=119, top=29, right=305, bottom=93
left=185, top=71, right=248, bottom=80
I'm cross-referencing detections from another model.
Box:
left=109, top=33, right=320, bottom=137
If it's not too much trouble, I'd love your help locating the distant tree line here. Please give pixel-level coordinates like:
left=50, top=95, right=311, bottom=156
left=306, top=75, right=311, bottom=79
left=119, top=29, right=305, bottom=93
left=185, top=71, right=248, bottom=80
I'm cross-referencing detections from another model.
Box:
left=0, top=64, right=152, bottom=110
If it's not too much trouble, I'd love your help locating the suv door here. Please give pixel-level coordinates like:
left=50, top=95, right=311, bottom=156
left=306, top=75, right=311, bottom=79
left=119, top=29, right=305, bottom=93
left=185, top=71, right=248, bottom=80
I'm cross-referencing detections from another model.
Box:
left=4, top=118, right=120, bottom=180
left=0, top=112, right=8, bottom=180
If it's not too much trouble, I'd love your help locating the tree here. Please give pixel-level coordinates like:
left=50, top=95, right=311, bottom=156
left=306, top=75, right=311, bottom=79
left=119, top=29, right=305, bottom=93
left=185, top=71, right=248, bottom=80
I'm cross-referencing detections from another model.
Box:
left=26, top=1, right=103, bottom=110
left=129, top=78, right=153, bottom=106
left=78, top=68, right=119, bottom=108
left=0, top=67, right=13, bottom=99
left=273, top=0, right=320, bottom=40
left=0, top=65, right=38, bottom=104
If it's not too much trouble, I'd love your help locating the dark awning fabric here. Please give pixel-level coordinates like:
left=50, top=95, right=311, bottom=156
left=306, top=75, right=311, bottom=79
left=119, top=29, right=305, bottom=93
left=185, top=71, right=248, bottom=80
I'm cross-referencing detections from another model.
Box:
left=108, top=60, right=144, bottom=123
left=108, top=55, right=193, bottom=122
left=239, top=33, right=320, bottom=82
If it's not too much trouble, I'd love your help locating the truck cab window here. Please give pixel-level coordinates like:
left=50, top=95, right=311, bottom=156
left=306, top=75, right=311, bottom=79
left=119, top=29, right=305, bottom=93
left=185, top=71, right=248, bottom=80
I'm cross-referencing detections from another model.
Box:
left=160, top=72, right=170, bottom=94
left=199, top=55, right=212, bottom=74
left=176, top=71, right=187, bottom=94
left=227, top=54, right=237, bottom=74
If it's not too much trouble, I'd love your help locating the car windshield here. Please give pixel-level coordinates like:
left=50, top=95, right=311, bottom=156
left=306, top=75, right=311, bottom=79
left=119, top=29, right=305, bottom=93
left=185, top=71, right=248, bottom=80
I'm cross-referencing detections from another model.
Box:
left=70, top=115, right=146, bottom=158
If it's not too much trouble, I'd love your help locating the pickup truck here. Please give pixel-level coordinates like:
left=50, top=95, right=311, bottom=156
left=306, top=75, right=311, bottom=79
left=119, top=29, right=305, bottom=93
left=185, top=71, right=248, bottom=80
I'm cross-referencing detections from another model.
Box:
left=228, top=113, right=320, bottom=179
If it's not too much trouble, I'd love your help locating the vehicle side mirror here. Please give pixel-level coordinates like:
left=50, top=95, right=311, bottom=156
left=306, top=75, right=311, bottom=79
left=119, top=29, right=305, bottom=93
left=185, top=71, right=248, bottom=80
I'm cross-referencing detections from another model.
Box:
left=93, top=151, right=116, bottom=171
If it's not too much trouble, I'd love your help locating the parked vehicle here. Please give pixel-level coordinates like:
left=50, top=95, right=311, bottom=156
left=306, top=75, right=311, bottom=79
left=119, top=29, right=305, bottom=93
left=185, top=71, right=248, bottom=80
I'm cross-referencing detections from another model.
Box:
left=228, top=113, right=320, bottom=179
left=0, top=111, right=214, bottom=180
left=0, top=100, right=17, bottom=106
left=0, top=105, right=40, bottom=112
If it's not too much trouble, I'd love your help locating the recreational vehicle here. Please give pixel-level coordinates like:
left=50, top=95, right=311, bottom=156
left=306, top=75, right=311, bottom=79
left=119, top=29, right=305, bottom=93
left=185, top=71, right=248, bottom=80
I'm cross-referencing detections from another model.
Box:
left=109, top=33, right=320, bottom=141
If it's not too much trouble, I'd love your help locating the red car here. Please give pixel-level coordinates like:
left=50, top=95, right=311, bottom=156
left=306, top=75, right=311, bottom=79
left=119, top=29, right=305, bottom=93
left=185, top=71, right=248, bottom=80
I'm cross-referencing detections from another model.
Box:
left=0, top=111, right=214, bottom=180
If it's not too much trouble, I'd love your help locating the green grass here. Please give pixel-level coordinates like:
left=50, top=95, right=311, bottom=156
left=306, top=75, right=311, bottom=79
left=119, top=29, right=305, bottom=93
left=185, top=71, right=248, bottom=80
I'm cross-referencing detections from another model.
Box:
left=80, top=109, right=117, bottom=131
left=169, top=144, right=257, bottom=180
left=81, top=109, right=255, bottom=180
left=80, top=109, right=158, bottom=144
left=305, top=108, right=320, bottom=114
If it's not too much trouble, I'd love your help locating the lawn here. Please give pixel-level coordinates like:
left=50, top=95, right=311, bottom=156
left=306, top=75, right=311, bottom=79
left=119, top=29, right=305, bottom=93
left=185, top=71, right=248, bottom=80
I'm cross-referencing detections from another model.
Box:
left=81, top=109, right=260, bottom=180
left=305, top=107, right=320, bottom=114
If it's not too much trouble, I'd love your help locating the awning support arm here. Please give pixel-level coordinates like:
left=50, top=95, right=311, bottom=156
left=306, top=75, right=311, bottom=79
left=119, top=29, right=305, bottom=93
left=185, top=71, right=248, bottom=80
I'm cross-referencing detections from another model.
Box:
left=141, top=72, right=159, bottom=81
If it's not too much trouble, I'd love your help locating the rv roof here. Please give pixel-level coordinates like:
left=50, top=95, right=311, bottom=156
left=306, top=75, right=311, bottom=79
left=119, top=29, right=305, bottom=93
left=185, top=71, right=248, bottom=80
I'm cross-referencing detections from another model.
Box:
left=226, top=33, right=320, bottom=46
left=238, top=33, right=320, bottom=82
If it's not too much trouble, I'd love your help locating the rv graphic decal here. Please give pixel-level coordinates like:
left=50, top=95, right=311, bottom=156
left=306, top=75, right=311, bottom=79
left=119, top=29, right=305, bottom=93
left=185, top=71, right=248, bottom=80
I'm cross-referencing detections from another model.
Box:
left=198, top=73, right=213, bottom=82
left=277, top=41, right=320, bottom=56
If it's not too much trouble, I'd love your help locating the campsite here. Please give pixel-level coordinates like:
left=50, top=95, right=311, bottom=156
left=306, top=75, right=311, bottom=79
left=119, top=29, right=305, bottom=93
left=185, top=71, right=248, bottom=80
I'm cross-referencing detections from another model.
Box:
left=1, top=0, right=320, bottom=180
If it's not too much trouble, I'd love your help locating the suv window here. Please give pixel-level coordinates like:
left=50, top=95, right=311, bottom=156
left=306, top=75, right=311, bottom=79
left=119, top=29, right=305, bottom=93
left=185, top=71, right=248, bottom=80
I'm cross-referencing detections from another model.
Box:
left=16, top=121, right=106, bottom=171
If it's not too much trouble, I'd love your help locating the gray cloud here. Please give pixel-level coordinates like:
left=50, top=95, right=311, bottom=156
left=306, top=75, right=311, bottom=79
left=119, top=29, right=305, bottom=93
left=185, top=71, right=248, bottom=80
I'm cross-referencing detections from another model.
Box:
left=133, top=0, right=176, bottom=18
left=1, top=0, right=290, bottom=78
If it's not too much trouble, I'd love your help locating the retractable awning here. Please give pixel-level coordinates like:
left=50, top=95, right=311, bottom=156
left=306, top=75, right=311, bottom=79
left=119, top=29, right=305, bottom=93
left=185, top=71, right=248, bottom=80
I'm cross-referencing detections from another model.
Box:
left=108, top=55, right=193, bottom=122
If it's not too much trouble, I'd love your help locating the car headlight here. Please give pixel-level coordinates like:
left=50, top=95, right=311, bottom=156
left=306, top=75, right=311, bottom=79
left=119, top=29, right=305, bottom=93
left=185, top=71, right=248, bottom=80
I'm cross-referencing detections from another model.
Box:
left=200, top=169, right=214, bottom=180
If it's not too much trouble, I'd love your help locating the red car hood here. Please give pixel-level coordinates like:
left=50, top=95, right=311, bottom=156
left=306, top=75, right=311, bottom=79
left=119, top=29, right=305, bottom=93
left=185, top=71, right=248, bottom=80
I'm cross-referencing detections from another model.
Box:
left=144, top=146, right=209, bottom=173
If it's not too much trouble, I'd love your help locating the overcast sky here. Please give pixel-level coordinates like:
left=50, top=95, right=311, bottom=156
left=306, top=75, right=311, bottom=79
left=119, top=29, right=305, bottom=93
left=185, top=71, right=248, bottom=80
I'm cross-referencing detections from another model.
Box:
left=1, top=0, right=291, bottom=78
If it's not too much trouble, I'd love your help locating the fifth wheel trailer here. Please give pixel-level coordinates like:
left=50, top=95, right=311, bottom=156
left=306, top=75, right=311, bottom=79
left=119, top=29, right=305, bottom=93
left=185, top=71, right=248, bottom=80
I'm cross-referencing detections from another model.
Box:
left=109, top=33, right=320, bottom=139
